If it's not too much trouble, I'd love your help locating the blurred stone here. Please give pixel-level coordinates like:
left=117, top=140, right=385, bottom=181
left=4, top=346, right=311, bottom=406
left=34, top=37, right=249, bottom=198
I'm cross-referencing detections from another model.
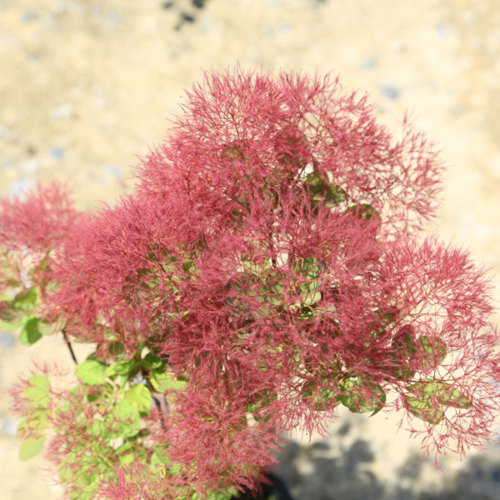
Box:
left=21, top=158, right=40, bottom=173
left=9, top=178, right=34, bottom=196
left=101, top=164, right=123, bottom=180
left=21, top=11, right=38, bottom=22
left=48, top=147, right=66, bottom=160
left=1, top=417, right=17, bottom=437
left=362, top=57, right=377, bottom=69
left=380, top=85, right=400, bottom=100
left=50, top=104, right=74, bottom=120
left=0, top=333, right=16, bottom=349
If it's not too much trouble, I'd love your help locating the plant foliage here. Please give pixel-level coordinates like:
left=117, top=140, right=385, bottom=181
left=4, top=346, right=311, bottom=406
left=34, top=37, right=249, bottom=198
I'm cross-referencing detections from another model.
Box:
left=1, top=68, right=499, bottom=499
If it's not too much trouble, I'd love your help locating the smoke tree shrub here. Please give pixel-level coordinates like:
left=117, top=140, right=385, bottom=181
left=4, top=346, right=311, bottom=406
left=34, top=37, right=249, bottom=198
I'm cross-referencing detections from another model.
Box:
left=1, top=68, right=499, bottom=499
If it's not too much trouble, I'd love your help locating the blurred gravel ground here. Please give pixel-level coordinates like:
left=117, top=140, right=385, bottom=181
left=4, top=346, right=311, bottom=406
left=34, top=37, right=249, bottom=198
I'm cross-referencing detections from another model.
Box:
left=0, top=1, right=499, bottom=498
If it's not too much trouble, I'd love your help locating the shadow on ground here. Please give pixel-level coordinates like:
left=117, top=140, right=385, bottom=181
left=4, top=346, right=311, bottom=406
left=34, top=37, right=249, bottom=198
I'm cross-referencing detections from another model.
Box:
left=274, top=423, right=500, bottom=500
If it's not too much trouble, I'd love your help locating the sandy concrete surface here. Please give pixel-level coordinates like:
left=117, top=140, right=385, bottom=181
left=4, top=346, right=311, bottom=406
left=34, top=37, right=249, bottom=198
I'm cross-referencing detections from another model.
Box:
left=0, top=1, right=499, bottom=498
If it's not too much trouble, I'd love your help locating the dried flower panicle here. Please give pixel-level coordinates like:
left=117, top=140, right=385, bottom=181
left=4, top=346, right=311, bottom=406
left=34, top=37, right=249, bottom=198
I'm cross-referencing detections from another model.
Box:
left=0, top=181, right=77, bottom=254
left=2, top=68, right=499, bottom=498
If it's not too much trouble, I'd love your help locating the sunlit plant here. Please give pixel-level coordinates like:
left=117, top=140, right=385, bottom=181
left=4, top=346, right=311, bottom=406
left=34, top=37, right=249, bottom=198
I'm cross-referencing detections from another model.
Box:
left=1, top=68, right=499, bottom=499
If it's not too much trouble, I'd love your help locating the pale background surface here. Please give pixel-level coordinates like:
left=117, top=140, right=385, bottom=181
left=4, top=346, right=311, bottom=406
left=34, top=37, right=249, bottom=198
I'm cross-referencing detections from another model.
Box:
left=0, top=1, right=499, bottom=498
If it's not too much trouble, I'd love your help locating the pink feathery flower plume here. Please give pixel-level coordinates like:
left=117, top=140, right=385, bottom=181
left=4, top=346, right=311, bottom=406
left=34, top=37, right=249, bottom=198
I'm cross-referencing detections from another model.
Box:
left=0, top=181, right=77, bottom=253
left=0, top=181, right=79, bottom=294
left=3, top=68, right=499, bottom=497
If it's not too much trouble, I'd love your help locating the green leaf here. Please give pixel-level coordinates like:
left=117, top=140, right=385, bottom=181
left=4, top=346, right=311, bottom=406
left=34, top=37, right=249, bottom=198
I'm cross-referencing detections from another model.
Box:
left=19, top=436, right=45, bottom=461
left=405, top=396, right=444, bottom=424
left=152, top=370, right=187, bottom=392
left=37, top=317, right=65, bottom=336
left=142, top=352, right=164, bottom=369
left=89, top=420, right=106, bottom=438
left=405, top=379, right=471, bottom=424
left=124, top=384, right=152, bottom=413
left=406, top=379, right=471, bottom=409
left=18, top=411, right=48, bottom=436
left=392, top=325, right=417, bottom=355
left=13, top=288, right=38, bottom=311
left=108, top=341, right=124, bottom=356
left=23, top=375, right=50, bottom=405
left=313, top=389, right=337, bottom=411
left=304, top=172, right=346, bottom=208
left=225, top=145, right=245, bottom=160
left=0, top=301, right=26, bottom=323
left=299, top=304, right=315, bottom=320
left=418, top=335, right=447, bottom=369
left=347, top=203, right=379, bottom=220
left=112, top=399, right=140, bottom=437
left=104, top=358, right=137, bottom=377
left=293, top=257, right=324, bottom=306
left=151, top=444, right=171, bottom=465
left=115, top=441, right=133, bottom=454
left=391, top=363, right=416, bottom=382
left=337, top=378, right=386, bottom=414
left=86, top=385, right=107, bottom=403
left=76, top=359, right=107, bottom=385
left=204, top=490, right=238, bottom=500
left=118, top=453, right=135, bottom=466
left=0, top=317, right=23, bottom=331
left=302, top=289, right=322, bottom=306
left=19, top=317, right=42, bottom=346
left=375, top=307, right=399, bottom=326
left=294, top=257, right=322, bottom=277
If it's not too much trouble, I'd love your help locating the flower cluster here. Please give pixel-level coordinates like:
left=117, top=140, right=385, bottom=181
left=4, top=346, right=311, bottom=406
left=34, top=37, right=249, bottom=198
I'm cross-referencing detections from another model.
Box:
left=2, top=68, right=499, bottom=499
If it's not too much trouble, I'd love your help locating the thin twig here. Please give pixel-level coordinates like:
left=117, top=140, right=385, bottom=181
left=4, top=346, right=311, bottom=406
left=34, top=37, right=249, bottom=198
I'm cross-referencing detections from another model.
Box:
left=62, top=328, right=78, bottom=364
left=142, top=368, right=168, bottom=431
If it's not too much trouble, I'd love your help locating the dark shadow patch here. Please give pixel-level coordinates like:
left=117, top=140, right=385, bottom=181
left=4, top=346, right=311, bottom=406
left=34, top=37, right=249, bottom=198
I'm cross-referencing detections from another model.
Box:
left=160, top=0, right=208, bottom=31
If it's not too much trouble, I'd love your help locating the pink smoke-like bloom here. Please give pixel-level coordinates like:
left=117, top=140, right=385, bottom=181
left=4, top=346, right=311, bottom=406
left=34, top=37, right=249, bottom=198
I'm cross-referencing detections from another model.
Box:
left=5, top=68, right=499, bottom=496
left=0, top=181, right=77, bottom=253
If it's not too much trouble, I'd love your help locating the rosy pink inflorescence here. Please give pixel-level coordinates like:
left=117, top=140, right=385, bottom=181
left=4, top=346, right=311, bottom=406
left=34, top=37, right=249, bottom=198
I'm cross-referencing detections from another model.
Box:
left=4, top=68, right=499, bottom=496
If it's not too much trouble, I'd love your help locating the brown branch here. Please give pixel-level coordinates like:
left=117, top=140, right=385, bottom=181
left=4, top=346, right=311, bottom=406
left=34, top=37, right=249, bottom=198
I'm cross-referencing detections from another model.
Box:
left=62, top=328, right=78, bottom=364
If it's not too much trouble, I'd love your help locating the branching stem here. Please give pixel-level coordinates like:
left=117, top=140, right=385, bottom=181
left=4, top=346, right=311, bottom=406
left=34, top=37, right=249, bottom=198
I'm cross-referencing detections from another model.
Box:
left=62, top=328, right=78, bottom=364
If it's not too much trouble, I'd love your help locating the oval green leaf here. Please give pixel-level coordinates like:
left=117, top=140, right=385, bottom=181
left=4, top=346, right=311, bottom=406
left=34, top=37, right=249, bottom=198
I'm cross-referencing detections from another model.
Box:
left=13, top=288, right=38, bottom=312
left=112, top=399, right=140, bottom=437
left=152, top=370, right=187, bottom=392
left=337, top=378, right=386, bottom=414
left=19, top=436, right=45, bottom=461
left=76, top=359, right=107, bottom=385
left=23, top=375, right=50, bottom=405
left=124, top=384, right=152, bottom=413
left=20, top=317, right=42, bottom=346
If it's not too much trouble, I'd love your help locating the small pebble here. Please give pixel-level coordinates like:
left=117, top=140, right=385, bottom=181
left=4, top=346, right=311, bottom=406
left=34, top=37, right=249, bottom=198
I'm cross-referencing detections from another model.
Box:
left=21, top=157, right=40, bottom=173
left=277, top=23, right=291, bottom=35
left=362, top=58, right=377, bottom=69
left=380, top=85, right=400, bottom=100
left=1, top=417, right=17, bottom=437
left=22, top=11, right=38, bottom=22
left=101, top=164, right=123, bottom=180
left=107, top=11, right=120, bottom=28
left=50, top=104, right=74, bottom=120
left=49, top=147, right=66, bottom=160
left=1, top=158, right=12, bottom=171
left=181, top=12, right=195, bottom=23
left=0, top=333, right=16, bottom=348
left=436, top=23, right=447, bottom=37
left=9, top=178, right=34, bottom=196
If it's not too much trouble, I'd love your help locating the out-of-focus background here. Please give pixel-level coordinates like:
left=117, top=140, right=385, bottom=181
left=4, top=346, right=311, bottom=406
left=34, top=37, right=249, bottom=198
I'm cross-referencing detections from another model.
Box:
left=0, top=0, right=499, bottom=498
